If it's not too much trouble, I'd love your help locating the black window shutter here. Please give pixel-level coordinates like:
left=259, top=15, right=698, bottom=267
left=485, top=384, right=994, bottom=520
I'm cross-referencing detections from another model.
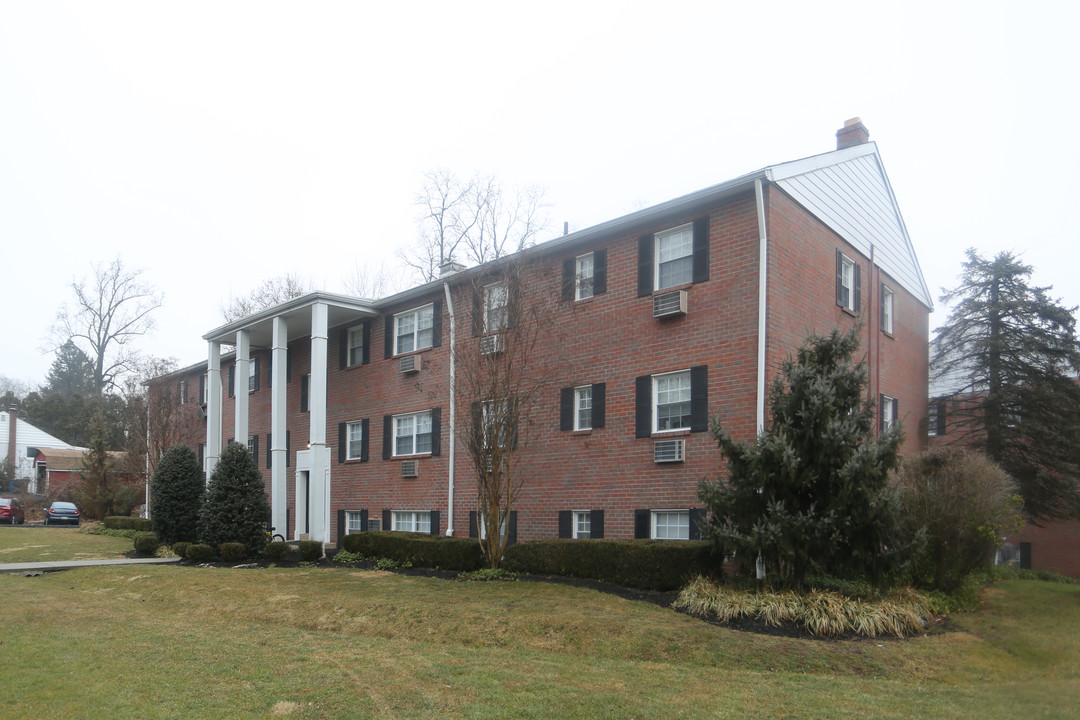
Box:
left=468, top=511, right=478, bottom=538
left=266, top=357, right=272, bottom=389
left=286, top=431, right=291, bottom=467
left=690, top=365, right=709, bottom=433
left=637, top=235, right=654, bottom=296
left=300, top=375, right=309, bottom=413
left=559, top=388, right=574, bottom=431
left=592, top=382, right=606, bottom=429
left=853, top=261, right=862, bottom=314
left=879, top=394, right=886, bottom=433
left=253, top=358, right=260, bottom=392
left=339, top=328, right=348, bottom=369
left=266, top=434, right=272, bottom=469
left=251, top=435, right=259, bottom=466
left=635, top=375, right=652, bottom=438
left=507, top=511, right=517, bottom=545
left=338, top=422, right=346, bottom=463
left=286, top=354, right=292, bottom=383
left=558, top=510, right=571, bottom=538
left=432, top=300, right=443, bottom=348
left=562, top=257, right=575, bottom=301
left=384, top=315, right=394, bottom=359
left=935, top=402, right=947, bottom=436
left=177, top=382, right=183, bottom=403
left=509, top=397, right=519, bottom=449
left=360, top=419, right=369, bottom=462
left=471, top=290, right=482, bottom=336
left=429, top=510, right=440, bottom=536
left=835, top=250, right=845, bottom=307
left=594, top=249, right=607, bottom=295
left=591, top=510, right=604, bottom=539
left=199, top=373, right=205, bottom=403
left=382, top=509, right=391, bottom=532
left=337, top=509, right=345, bottom=547
left=430, top=407, right=442, bottom=456
left=362, top=321, right=371, bottom=364
left=692, top=216, right=710, bottom=283
left=689, top=509, right=706, bottom=540
left=228, top=364, right=235, bottom=398
left=360, top=508, right=368, bottom=532
left=634, top=509, right=650, bottom=539
left=382, top=415, right=392, bottom=460
left=1020, top=542, right=1032, bottom=570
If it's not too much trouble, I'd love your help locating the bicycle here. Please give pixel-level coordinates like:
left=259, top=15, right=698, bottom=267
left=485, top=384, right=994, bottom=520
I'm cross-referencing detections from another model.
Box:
left=266, top=526, right=286, bottom=543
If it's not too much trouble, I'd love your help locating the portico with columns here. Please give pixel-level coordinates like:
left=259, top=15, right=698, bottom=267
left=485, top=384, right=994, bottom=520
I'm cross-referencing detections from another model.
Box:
left=202, top=293, right=376, bottom=545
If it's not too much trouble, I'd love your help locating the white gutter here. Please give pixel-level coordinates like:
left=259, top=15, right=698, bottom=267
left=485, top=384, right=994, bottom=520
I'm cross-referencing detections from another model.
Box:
left=755, top=178, right=769, bottom=434
left=144, top=397, right=151, bottom=518
left=443, top=282, right=457, bottom=536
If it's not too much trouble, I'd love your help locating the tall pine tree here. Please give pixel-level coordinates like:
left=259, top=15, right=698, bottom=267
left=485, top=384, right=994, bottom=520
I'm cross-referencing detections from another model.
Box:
left=932, top=249, right=1080, bottom=523
left=198, top=442, right=269, bottom=557
left=700, top=326, right=908, bottom=587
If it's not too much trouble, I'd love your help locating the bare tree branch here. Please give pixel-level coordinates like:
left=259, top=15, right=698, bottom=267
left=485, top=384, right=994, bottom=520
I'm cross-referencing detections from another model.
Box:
left=220, top=273, right=313, bottom=323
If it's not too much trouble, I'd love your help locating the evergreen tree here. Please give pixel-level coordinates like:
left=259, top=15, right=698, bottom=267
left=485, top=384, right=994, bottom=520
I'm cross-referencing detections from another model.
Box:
left=932, top=249, right=1080, bottom=523
left=198, top=442, right=269, bottom=557
left=150, top=445, right=204, bottom=545
left=700, top=327, right=908, bottom=587
left=43, top=340, right=96, bottom=400
left=72, top=413, right=141, bottom=519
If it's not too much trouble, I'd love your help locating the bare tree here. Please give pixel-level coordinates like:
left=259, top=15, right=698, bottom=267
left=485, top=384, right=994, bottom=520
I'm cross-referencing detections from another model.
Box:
left=400, top=170, right=550, bottom=284
left=457, top=260, right=564, bottom=567
left=119, top=356, right=198, bottom=481
left=340, top=260, right=396, bottom=300
left=220, top=273, right=313, bottom=323
left=53, top=258, right=164, bottom=395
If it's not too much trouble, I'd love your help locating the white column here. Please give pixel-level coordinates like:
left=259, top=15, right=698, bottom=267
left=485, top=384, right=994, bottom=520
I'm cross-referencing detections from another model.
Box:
left=270, top=316, right=288, bottom=536
left=235, top=330, right=250, bottom=448
left=309, top=302, right=330, bottom=544
left=206, top=341, right=223, bottom=480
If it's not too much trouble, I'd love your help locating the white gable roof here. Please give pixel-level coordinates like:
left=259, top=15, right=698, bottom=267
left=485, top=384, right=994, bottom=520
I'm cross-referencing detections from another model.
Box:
left=766, top=142, right=933, bottom=309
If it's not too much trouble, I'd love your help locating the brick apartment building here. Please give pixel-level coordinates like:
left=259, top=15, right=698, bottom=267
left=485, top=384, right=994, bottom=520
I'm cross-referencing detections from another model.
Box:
left=152, top=119, right=932, bottom=548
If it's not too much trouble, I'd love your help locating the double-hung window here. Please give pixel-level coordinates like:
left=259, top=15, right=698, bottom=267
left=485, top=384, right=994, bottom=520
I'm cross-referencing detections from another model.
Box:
left=395, top=304, right=434, bottom=355
left=655, top=224, right=694, bottom=290
left=481, top=400, right=510, bottom=449
left=392, top=511, right=431, bottom=533
left=654, top=371, right=692, bottom=432
left=928, top=400, right=946, bottom=437
left=836, top=250, right=860, bottom=313
left=178, top=380, right=187, bottom=404
left=484, top=282, right=509, bottom=332
left=345, top=511, right=363, bottom=535
left=653, top=510, right=690, bottom=540
left=346, top=421, right=364, bottom=461
left=348, top=325, right=366, bottom=366
left=574, top=386, right=593, bottom=431
left=248, top=361, right=257, bottom=393
left=394, top=411, right=432, bottom=456
left=573, top=511, right=592, bottom=539
left=880, top=395, right=899, bottom=432
left=575, top=253, right=594, bottom=300
left=881, top=284, right=895, bottom=334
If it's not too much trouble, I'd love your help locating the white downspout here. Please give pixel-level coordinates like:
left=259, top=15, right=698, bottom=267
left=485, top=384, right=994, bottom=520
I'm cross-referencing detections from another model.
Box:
left=754, top=178, right=769, bottom=434
left=443, top=282, right=457, bottom=536
left=144, top=394, right=151, bottom=518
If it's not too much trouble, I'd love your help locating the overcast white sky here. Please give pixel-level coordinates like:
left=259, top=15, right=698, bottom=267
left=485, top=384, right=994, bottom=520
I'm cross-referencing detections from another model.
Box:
left=2, top=1, right=1078, bottom=387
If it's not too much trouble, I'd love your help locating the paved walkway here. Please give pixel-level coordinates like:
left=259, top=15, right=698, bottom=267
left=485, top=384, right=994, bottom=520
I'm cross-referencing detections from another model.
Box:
left=0, top=557, right=182, bottom=574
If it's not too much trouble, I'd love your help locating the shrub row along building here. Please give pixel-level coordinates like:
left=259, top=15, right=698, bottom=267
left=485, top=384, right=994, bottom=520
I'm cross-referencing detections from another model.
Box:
left=153, top=119, right=932, bottom=548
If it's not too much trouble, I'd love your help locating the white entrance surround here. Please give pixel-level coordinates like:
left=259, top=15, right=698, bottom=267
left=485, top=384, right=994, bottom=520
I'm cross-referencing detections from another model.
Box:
left=294, top=447, right=331, bottom=542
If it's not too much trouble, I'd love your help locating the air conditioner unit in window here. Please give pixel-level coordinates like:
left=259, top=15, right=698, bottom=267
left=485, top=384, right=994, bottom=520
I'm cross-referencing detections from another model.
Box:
left=480, top=334, right=504, bottom=356
left=654, top=438, right=685, bottom=463
left=400, top=354, right=421, bottom=374
left=400, top=460, right=418, bottom=478
left=653, top=290, right=688, bottom=319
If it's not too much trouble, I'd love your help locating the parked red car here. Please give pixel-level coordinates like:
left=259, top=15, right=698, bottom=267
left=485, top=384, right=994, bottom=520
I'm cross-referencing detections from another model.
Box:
left=0, top=498, right=26, bottom=524
left=44, top=502, right=80, bottom=526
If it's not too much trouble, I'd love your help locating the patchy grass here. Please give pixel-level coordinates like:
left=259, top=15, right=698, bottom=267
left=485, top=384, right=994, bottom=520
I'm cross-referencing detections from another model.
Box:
left=0, top=526, right=133, bottom=563
left=4, top=564, right=1079, bottom=718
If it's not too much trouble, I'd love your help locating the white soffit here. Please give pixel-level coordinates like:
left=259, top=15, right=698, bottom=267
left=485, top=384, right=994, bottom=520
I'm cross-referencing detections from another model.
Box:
left=767, top=143, right=933, bottom=309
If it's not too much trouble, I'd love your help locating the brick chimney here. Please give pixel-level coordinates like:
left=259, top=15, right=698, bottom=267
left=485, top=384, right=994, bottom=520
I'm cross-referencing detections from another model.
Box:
left=6, top=404, right=16, bottom=474
left=836, top=117, right=870, bottom=150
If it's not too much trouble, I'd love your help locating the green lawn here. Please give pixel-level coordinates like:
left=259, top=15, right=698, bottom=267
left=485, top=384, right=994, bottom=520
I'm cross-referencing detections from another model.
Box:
left=0, top=526, right=133, bottom=562
left=5, top=559, right=1078, bottom=719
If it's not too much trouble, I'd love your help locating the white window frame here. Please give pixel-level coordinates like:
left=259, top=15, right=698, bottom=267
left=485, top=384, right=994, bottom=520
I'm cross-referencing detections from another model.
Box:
left=477, top=511, right=508, bottom=542
left=345, top=511, right=363, bottom=534
left=483, top=281, right=509, bottom=333
left=839, top=254, right=856, bottom=311
left=882, top=395, right=898, bottom=431
left=394, top=304, right=434, bottom=356
left=927, top=402, right=940, bottom=437
left=247, top=435, right=257, bottom=457
left=882, top=285, right=895, bottom=334
left=200, top=374, right=208, bottom=405
left=572, top=510, right=591, bottom=539
left=481, top=400, right=510, bottom=450
left=393, top=411, right=433, bottom=457
left=653, top=370, right=692, bottom=433
left=574, top=386, right=593, bottom=431
left=655, top=223, right=694, bottom=291
left=652, top=510, right=690, bottom=540
left=178, top=379, right=187, bottom=405
left=575, top=253, right=595, bottom=301
left=346, top=421, right=364, bottom=460
left=347, top=325, right=366, bottom=366
left=392, top=511, right=431, bottom=533
left=248, top=361, right=257, bottom=393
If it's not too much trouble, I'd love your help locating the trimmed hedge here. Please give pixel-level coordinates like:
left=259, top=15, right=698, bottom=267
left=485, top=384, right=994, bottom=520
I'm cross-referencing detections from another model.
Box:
left=171, top=542, right=191, bottom=559
left=265, top=541, right=291, bottom=561
left=185, top=544, right=214, bottom=563
left=104, top=516, right=154, bottom=532
left=503, top=539, right=717, bottom=591
left=219, top=542, right=247, bottom=562
left=133, top=533, right=159, bottom=556
left=342, top=532, right=484, bottom=571
left=298, top=541, right=325, bottom=562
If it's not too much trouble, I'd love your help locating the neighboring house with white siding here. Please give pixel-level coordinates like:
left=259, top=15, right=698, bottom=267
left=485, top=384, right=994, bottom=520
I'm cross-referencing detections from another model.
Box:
left=2, top=407, right=85, bottom=493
